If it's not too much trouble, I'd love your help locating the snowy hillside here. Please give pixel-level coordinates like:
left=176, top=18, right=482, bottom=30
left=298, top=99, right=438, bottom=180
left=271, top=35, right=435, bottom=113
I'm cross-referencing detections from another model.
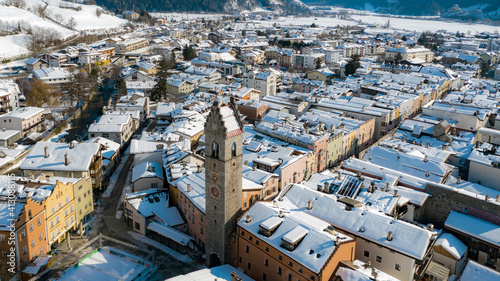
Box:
left=0, top=0, right=127, bottom=59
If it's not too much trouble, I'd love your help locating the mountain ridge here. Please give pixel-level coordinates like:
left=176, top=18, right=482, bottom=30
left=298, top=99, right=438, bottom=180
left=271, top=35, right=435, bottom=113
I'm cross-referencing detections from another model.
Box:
left=96, top=0, right=311, bottom=15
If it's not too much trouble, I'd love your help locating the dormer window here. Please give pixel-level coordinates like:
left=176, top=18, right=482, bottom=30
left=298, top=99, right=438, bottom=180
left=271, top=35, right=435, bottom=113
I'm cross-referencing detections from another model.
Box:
left=259, top=217, right=283, bottom=237
left=281, top=226, right=308, bottom=252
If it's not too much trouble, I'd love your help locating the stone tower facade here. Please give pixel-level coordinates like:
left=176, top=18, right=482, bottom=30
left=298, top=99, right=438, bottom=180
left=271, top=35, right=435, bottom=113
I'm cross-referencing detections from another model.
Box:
left=204, top=98, right=244, bottom=267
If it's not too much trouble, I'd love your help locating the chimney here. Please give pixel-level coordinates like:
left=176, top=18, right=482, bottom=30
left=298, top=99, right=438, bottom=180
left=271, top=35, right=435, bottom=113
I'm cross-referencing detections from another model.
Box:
left=69, top=141, right=74, bottom=149
left=307, top=200, right=313, bottom=210
left=245, top=215, right=252, bottom=223
left=64, top=153, right=69, bottom=166
left=278, top=158, right=283, bottom=164
left=187, top=184, right=191, bottom=193
left=385, top=182, right=390, bottom=192
left=305, top=127, right=309, bottom=134
left=425, top=171, right=430, bottom=177
left=197, top=165, right=202, bottom=173
left=419, top=140, right=423, bottom=146
left=337, top=171, right=342, bottom=180
left=44, top=146, right=49, bottom=158
left=317, top=185, right=323, bottom=192
left=485, top=194, right=490, bottom=202
left=423, top=155, right=428, bottom=162
left=244, top=160, right=248, bottom=166
left=278, top=210, right=284, bottom=218
left=323, top=182, right=329, bottom=193
left=475, top=141, right=480, bottom=149
left=456, top=176, right=461, bottom=184
left=427, top=224, right=434, bottom=232
left=393, top=190, right=398, bottom=197
left=442, top=144, right=447, bottom=151
left=496, top=195, right=500, bottom=203
left=252, top=164, right=256, bottom=171
left=368, top=182, right=375, bottom=193
left=426, top=143, right=429, bottom=148
left=387, top=231, right=393, bottom=241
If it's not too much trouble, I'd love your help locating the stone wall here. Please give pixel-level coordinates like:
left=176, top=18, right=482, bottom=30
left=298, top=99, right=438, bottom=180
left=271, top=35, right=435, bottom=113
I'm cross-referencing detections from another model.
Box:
left=423, top=183, right=500, bottom=228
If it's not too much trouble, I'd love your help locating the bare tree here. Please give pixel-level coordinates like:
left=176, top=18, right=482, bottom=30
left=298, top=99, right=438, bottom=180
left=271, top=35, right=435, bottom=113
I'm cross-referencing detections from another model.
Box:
left=26, top=78, right=60, bottom=107
left=67, top=17, right=77, bottom=30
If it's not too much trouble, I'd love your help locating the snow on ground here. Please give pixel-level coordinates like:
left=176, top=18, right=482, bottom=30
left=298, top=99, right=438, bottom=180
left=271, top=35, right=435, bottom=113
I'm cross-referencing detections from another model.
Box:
left=254, top=16, right=358, bottom=28
left=0, top=0, right=126, bottom=58
left=49, top=123, right=71, bottom=143
left=58, top=247, right=152, bottom=281
left=351, top=14, right=500, bottom=34
left=104, top=147, right=130, bottom=198
left=0, top=5, right=76, bottom=38
left=20, top=0, right=127, bottom=31
left=127, top=231, right=194, bottom=264
left=150, top=12, right=226, bottom=21
left=0, top=34, right=30, bottom=59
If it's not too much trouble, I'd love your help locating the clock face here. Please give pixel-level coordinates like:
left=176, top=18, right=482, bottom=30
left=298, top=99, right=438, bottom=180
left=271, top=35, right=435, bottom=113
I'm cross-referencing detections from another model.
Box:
left=211, top=186, right=220, bottom=199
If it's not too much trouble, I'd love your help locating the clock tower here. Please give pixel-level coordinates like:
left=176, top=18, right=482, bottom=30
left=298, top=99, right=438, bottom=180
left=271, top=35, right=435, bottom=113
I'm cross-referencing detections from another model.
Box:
left=204, top=98, right=244, bottom=267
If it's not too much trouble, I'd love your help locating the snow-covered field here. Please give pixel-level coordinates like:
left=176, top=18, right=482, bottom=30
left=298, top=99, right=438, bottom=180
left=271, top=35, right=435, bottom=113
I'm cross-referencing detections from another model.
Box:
left=150, top=12, right=226, bottom=21
left=252, top=16, right=357, bottom=28
left=237, top=14, right=499, bottom=35
left=0, top=5, right=76, bottom=38
left=0, top=34, right=29, bottom=59
left=351, top=15, right=500, bottom=35
left=0, top=0, right=127, bottom=59
left=21, top=0, right=127, bottom=31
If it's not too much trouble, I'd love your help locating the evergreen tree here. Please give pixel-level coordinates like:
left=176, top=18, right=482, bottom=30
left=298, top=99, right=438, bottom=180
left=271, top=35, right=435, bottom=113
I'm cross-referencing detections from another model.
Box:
left=344, top=55, right=360, bottom=77
left=182, top=45, right=197, bottom=61
left=480, top=60, right=490, bottom=78
left=151, top=57, right=171, bottom=101
left=117, top=77, right=127, bottom=97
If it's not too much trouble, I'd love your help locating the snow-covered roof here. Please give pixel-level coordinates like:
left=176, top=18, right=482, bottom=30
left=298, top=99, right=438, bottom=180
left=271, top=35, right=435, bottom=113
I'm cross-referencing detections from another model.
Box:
left=0, top=107, right=44, bottom=120
left=445, top=211, right=500, bottom=248
left=132, top=161, right=164, bottom=182
left=165, top=265, right=254, bottom=281
left=336, top=260, right=400, bottom=281
left=21, top=142, right=100, bottom=172
left=86, top=137, right=120, bottom=160
left=130, top=139, right=165, bottom=154
left=460, top=260, right=500, bottom=281
left=0, top=200, right=24, bottom=230
left=174, top=169, right=206, bottom=213
left=239, top=201, right=353, bottom=274
left=147, top=222, right=192, bottom=246
left=362, top=146, right=455, bottom=183
left=219, top=105, right=243, bottom=136
left=22, top=256, right=51, bottom=275
left=278, top=184, right=435, bottom=260
left=435, top=233, right=467, bottom=260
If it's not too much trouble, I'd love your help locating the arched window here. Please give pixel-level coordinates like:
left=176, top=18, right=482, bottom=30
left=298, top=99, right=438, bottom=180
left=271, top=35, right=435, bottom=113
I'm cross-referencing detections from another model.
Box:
left=212, top=141, right=219, bottom=158
left=231, top=142, right=237, bottom=157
